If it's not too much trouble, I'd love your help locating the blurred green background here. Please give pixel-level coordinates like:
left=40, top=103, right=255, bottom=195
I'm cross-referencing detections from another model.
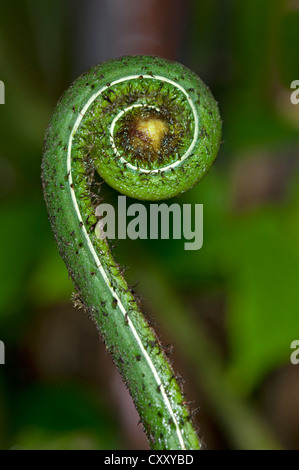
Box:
left=0, top=0, right=299, bottom=450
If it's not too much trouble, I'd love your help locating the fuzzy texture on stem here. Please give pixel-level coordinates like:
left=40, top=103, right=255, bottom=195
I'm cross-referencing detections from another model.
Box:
left=42, top=55, right=221, bottom=450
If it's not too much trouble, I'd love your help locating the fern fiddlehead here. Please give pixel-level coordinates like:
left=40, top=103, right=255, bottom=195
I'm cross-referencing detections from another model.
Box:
left=41, top=55, right=221, bottom=450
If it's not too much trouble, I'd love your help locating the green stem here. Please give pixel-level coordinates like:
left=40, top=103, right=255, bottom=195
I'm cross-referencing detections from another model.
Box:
left=41, top=55, right=221, bottom=450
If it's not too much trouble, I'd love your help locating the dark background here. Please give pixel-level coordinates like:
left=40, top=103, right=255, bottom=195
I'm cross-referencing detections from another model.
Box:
left=0, top=0, right=299, bottom=449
